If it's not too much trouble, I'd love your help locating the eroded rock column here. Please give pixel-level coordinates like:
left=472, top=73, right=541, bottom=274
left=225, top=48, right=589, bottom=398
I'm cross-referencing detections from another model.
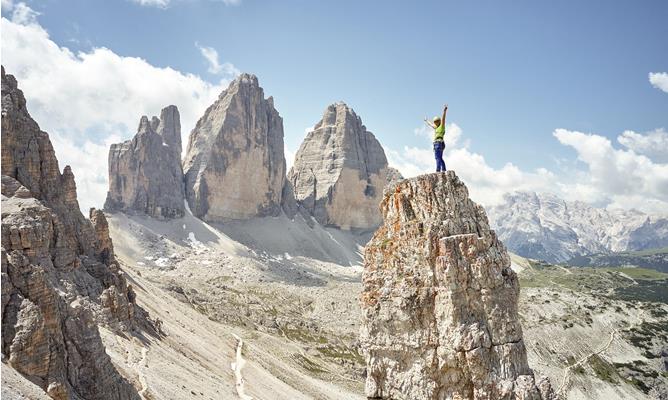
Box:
left=360, top=171, right=555, bottom=400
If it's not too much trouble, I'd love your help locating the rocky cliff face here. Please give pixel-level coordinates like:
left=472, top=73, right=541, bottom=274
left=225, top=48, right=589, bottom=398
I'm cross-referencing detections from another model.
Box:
left=183, top=73, right=287, bottom=221
left=288, top=102, right=401, bottom=230
left=104, top=105, right=185, bottom=219
left=360, top=172, right=555, bottom=400
left=487, top=191, right=668, bottom=263
left=1, top=66, right=139, bottom=400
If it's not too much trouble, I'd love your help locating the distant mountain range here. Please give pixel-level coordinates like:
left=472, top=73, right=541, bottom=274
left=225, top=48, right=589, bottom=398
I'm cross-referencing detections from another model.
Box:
left=487, top=192, right=668, bottom=263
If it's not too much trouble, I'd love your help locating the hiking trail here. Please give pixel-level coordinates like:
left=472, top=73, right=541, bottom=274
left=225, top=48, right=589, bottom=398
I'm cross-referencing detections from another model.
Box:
left=231, top=334, right=253, bottom=400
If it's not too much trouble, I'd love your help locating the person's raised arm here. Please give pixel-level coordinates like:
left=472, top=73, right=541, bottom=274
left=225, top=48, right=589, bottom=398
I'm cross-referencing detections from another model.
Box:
left=424, top=117, right=436, bottom=129
left=442, top=104, right=448, bottom=126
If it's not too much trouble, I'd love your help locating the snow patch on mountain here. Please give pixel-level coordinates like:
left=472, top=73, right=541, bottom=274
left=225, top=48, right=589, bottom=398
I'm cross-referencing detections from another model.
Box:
left=487, top=192, right=668, bottom=263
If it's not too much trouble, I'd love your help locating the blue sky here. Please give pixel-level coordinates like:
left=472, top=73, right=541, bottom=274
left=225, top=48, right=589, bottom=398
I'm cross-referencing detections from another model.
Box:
left=2, top=0, right=667, bottom=213
left=32, top=0, right=668, bottom=168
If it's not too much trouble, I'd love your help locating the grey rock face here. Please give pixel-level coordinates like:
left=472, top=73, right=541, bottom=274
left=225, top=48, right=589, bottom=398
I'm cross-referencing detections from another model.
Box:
left=183, top=73, right=287, bottom=221
left=487, top=191, right=668, bottom=263
left=288, top=102, right=401, bottom=230
left=1, top=66, right=140, bottom=400
left=360, top=172, right=555, bottom=400
left=104, top=105, right=185, bottom=219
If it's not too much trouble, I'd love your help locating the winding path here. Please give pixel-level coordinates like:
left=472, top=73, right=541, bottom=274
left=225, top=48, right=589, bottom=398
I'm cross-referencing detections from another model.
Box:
left=556, top=309, right=646, bottom=398
left=137, top=346, right=149, bottom=399
left=126, top=337, right=150, bottom=400
left=231, top=334, right=253, bottom=400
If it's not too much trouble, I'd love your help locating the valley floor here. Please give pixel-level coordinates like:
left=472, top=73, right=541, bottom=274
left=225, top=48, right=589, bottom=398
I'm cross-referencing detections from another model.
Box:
left=104, top=209, right=367, bottom=400
left=81, top=209, right=668, bottom=400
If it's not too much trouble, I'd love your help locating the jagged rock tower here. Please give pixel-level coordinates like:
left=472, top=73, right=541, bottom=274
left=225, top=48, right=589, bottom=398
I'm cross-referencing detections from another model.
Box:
left=183, top=73, right=287, bottom=221
left=104, top=105, right=185, bottom=218
left=360, top=172, right=555, bottom=400
left=1, top=66, right=139, bottom=400
left=289, top=102, right=402, bottom=230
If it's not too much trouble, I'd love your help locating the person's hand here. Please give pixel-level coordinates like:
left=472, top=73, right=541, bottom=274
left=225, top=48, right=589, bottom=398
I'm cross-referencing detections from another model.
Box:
left=444, top=104, right=448, bottom=110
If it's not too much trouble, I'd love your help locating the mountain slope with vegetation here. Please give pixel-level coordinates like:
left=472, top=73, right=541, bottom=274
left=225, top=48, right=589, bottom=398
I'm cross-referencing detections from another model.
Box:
left=567, top=247, right=668, bottom=273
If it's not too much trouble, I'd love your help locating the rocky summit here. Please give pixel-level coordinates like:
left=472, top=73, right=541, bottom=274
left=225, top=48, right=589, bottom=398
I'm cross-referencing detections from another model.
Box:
left=1, top=66, right=140, bottom=400
left=183, top=73, right=288, bottom=221
left=360, top=172, right=555, bottom=400
left=104, top=105, right=185, bottom=219
left=288, top=102, right=402, bottom=230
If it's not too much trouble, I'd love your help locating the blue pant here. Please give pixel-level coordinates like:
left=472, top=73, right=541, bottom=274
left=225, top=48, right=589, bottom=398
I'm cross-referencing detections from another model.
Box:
left=434, top=141, right=446, bottom=172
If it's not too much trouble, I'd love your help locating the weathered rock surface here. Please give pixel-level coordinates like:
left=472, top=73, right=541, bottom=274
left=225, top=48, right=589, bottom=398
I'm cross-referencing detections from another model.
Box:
left=183, top=73, right=287, bottom=221
left=288, top=102, right=401, bottom=230
left=360, top=172, right=555, bottom=400
left=1, top=66, right=140, bottom=400
left=104, top=105, right=185, bottom=219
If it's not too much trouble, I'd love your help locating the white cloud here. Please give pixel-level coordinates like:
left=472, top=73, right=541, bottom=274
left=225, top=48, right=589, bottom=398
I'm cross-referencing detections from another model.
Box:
left=131, top=0, right=241, bottom=8
left=554, top=128, right=668, bottom=213
left=649, top=72, right=668, bottom=93
left=385, top=146, right=433, bottom=178
left=387, top=124, right=668, bottom=214
left=3, top=3, right=665, bottom=217
left=618, top=128, right=668, bottom=163
left=10, top=1, right=38, bottom=24
left=414, top=122, right=464, bottom=148
left=195, top=42, right=240, bottom=76
left=131, top=0, right=170, bottom=7
left=387, top=123, right=557, bottom=206
left=49, top=133, right=123, bottom=213
left=2, top=7, right=235, bottom=213
left=285, top=148, right=296, bottom=171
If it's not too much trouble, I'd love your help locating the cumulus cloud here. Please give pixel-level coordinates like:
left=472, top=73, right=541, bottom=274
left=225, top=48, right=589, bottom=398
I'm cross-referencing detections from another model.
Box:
left=1, top=5, right=235, bottom=212
left=285, top=148, right=296, bottom=171
left=196, top=42, right=240, bottom=76
left=131, top=0, right=241, bottom=8
left=9, top=1, right=38, bottom=24
left=649, top=72, right=668, bottom=93
left=618, top=128, right=668, bottom=163
left=130, top=0, right=170, bottom=7
left=49, top=134, right=123, bottom=212
left=3, top=3, right=665, bottom=217
left=554, top=129, right=668, bottom=214
left=414, top=122, right=464, bottom=148
left=387, top=123, right=557, bottom=206
left=387, top=124, right=668, bottom=214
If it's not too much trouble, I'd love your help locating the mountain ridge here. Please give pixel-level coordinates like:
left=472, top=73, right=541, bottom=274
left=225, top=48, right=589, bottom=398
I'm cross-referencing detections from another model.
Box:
left=487, top=191, right=668, bottom=263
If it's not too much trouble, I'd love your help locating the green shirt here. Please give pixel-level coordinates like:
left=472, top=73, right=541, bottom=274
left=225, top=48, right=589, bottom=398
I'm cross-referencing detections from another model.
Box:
left=434, top=124, right=445, bottom=142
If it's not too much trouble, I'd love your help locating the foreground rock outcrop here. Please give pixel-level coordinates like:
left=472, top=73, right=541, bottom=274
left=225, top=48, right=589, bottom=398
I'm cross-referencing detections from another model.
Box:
left=104, top=105, right=185, bottom=218
left=1, top=66, right=139, bottom=399
left=183, top=73, right=288, bottom=221
left=360, top=172, right=555, bottom=399
left=289, top=102, right=401, bottom=230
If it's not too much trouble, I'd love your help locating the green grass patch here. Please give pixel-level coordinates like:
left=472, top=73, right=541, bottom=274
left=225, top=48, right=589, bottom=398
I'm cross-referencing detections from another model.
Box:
left=573, top=364, right=586, bottom=374
left=588, top=354, right=618, bottom=383
left=316, top=345, right=365, bottom=364
left=291, top=353, right=327, bottom=374
left=282, top=326, right=328, bottom=344
left=601, top=267, right=668, bottom=280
